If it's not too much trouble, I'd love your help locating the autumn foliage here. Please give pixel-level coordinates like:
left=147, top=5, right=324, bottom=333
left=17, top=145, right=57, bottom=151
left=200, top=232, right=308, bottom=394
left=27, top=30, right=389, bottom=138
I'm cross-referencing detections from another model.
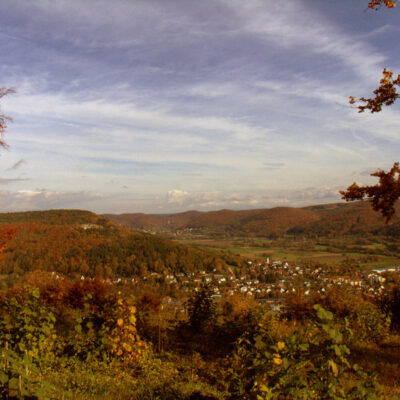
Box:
left=368, top=0, right=397, bottom=9
left=345, top=5, right=400, bottom=222
left=340, top=162, right=400, bottom=223
left=0, top=227, right=17, bottom=256
left=349, top=68, right=400, bottom=113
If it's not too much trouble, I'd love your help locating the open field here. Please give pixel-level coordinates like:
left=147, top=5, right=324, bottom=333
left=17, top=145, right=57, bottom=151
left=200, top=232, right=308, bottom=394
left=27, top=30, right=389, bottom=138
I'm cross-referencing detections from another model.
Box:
left=176, top=236, right=400, bottom=270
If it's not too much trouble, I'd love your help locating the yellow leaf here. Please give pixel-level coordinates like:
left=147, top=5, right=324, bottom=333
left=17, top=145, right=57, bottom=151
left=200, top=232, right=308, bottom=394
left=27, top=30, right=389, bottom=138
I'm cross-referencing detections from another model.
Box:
left=329, top=359, right=339, bottom=377
left=273, top=357, right=282, bottom=366
left=117, top=318, right=124, bottom=326
left=277, top=342, right=285, bottom=351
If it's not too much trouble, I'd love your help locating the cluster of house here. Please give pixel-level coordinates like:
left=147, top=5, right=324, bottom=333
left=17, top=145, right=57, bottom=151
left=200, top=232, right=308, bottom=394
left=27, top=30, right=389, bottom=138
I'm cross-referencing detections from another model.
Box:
left=47, top=259, right=400, bottom=315
left=76, top=259, right=400, bottom=302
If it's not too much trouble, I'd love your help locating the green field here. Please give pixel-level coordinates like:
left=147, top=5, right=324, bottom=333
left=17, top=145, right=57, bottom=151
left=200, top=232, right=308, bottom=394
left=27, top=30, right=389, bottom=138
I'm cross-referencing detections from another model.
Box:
left=177, top=236, right=400, bottom=270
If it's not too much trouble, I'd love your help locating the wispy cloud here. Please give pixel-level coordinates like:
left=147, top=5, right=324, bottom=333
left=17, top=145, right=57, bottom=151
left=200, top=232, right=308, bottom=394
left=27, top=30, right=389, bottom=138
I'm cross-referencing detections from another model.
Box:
left=230, top=0, right=385, bottom=82
left=0, top=189, right=102, bottom=211
left=0, top=0, right=398, bottom=213
left=262, top=162, right=285, bottom=170
left=6, top=158, right=26, bottom=170
left=0, top=177, right=30, bottom=185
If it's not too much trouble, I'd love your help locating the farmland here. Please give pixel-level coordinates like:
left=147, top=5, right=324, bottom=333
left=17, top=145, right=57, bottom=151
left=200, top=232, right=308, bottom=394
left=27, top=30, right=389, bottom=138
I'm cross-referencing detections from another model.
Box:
left=177, top=236, right=400, bottom=270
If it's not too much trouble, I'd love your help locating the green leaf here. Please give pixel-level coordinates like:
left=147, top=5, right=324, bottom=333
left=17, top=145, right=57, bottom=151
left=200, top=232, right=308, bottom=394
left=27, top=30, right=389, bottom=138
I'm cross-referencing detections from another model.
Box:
left=314, top=304, right=333, bottom=321
left=322, top=324, right=342, bottom=343
left=0, top=371, right=8, bottom=385
left=299, top=343, right=309, bottom=351
left=333, top=344, right=341, bottom=357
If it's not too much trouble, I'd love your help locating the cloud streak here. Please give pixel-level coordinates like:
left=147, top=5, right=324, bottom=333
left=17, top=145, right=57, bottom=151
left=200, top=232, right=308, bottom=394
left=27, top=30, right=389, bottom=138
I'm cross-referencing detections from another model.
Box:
left=7, top=158, right=26, bottom=170
left=0, top=0, right=398, bottom=213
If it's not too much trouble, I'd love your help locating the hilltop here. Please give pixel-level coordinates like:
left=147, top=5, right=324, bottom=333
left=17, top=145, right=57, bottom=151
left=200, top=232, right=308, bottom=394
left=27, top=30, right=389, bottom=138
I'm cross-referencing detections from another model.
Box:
left=104, top=201, right=400, bottom=238
left=0, top=209, right=244, bottom=277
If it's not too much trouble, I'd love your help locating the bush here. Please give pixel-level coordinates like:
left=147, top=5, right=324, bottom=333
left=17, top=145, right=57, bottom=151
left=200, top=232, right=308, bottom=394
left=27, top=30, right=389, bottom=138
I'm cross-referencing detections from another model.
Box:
left=0, top=286, right=56, bottom=398
left=225, top=305, right=384, bottom=399
left=379, top=285, right=400, bottom=332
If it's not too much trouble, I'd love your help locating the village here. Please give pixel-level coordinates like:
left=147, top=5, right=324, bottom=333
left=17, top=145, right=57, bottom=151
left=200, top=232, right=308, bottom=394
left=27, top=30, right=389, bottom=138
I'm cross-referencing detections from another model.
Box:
left=75, top=257, right=400, bottom=312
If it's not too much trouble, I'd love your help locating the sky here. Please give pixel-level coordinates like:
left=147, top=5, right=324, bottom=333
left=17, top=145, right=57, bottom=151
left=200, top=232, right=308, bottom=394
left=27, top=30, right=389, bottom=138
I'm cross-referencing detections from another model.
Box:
left=0, top=0, right=399, bottom=214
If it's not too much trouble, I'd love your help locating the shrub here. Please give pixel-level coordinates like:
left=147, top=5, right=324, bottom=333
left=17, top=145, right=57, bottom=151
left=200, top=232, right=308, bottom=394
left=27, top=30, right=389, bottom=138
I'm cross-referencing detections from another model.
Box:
left=379, top=285, right=400, bottom=332
left=186, top=284, right=216, bottom=332
left=0, top=286, right=56, bottom=398
left=225, top=305, right=384, bottom=399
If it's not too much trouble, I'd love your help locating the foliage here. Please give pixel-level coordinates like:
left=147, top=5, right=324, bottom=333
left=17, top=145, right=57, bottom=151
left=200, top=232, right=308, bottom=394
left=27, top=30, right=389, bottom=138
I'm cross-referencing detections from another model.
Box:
left=0, top=286, right=56, bottom=398
left=340, top=163, right=400, bottom=223
left=0, top=209, right=242, bottom=277
left=350, top=68, right=399, bottom=113
left=186, top=284, right=216, bottom=332
left=379, top=285, right=400, bottom=331
left=0, top=227, right=17, bottom=256
left=345, top=4, right=399, bottom=222
left=106, top=291, right=147, bottom=362
left=226, top=305, right=384, bottom=400
left=0, top=273, right=399, bottom=398
left=368, top=0, right=397, bottom=9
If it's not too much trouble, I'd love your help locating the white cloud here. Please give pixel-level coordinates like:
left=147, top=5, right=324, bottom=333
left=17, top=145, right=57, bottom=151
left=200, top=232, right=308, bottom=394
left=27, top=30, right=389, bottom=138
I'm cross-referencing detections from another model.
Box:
left=0, top=189, right=102, bottom=212
left=0, top=0, right=398, bottom=213
left=167, top=189, right=190, bottom=204
left=163, top=186, right=343, bottom=212
left=6, top=90, right=272, bottom=145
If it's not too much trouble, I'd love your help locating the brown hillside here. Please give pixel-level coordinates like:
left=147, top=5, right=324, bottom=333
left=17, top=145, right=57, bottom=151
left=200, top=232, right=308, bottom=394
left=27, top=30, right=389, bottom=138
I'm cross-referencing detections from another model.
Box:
left=240, top=207, right=320, bottom=236
left=105, top=207, right=321, bottom=236
left=103, top=210, right=203, bottom=232
left=296, top=201, right=400, bottom=236
left=104, top=200, right=400, bottom=238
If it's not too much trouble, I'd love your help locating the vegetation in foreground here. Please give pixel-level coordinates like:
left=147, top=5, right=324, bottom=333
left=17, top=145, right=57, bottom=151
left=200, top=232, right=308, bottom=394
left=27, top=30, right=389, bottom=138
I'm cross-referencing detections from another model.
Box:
left=0, top=212, right=399, bottom=399
left=1, top=269, right=400, bottom=399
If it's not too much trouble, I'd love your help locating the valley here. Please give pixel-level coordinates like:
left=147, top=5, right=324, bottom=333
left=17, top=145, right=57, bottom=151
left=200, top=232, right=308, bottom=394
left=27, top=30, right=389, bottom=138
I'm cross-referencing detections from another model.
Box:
left=105, top=201, right=400, bottom=271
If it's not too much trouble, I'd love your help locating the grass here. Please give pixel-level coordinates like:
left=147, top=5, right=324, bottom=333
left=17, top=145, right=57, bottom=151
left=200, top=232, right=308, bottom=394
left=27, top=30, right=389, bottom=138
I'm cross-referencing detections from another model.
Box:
left=177, top=236, right=400, bottom=270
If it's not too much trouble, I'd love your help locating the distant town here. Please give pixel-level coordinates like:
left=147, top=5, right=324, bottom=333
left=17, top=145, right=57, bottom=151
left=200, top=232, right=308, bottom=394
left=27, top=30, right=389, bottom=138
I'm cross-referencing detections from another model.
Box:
left=71, top=257, right=400, bottom=312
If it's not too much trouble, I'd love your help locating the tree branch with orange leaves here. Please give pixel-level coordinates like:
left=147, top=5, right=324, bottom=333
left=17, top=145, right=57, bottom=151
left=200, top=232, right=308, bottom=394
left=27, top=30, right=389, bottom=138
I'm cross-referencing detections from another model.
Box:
left=340, top=163, right=400, bottom=223
left=368, top=0, right=396, bottom=9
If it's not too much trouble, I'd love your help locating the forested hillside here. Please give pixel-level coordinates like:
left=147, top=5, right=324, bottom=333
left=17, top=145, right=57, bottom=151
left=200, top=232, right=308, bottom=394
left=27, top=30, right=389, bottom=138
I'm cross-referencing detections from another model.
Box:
left=105, top=201, right=400, bottom=238
left=0, top=210, right=244, bottom=277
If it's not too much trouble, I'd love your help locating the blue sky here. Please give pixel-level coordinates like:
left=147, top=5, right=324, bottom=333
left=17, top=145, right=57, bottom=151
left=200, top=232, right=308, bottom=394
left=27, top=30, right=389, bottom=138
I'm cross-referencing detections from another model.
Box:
left=0, top=0, right=399, bottom=213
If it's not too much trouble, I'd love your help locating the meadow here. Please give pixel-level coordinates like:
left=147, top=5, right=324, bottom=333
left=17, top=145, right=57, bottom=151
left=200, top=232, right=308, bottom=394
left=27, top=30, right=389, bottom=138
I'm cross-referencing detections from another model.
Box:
left=177, top=236, right=400, bottom=270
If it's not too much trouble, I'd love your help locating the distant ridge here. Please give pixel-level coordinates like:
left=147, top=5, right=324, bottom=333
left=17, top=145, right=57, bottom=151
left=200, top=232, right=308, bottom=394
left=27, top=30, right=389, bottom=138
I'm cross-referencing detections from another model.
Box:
left=104, top=201, right=400, bottom=238
left=0, top=209, right=105, bottom=225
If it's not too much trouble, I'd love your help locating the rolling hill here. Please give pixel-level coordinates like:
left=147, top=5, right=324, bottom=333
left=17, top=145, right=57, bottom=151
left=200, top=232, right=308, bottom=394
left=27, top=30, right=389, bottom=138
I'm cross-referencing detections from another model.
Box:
left=0, top=209, right=244, bottom=277
left=104, top=201, right=400, bottom=238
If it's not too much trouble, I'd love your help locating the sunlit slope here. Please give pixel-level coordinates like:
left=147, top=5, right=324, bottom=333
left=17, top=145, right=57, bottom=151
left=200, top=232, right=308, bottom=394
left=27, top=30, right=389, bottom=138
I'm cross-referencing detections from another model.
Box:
left=0, top=210, right=243, bottom=276
left=105, top=201, right=400, bottom=237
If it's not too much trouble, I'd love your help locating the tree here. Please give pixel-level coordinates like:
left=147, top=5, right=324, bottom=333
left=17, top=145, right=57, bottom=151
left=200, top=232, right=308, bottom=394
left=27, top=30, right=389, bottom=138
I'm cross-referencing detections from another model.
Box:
left=0, top=87, right=15, bottom=149
left=341, top=2, right=399, bottom=222
left=367, top=0, right=396, bottom=9
left=186, top=284, right=215, bottom=332
left=349, top=68, right=400, bottom=113
left=340, top=163, right=400, bottom=223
